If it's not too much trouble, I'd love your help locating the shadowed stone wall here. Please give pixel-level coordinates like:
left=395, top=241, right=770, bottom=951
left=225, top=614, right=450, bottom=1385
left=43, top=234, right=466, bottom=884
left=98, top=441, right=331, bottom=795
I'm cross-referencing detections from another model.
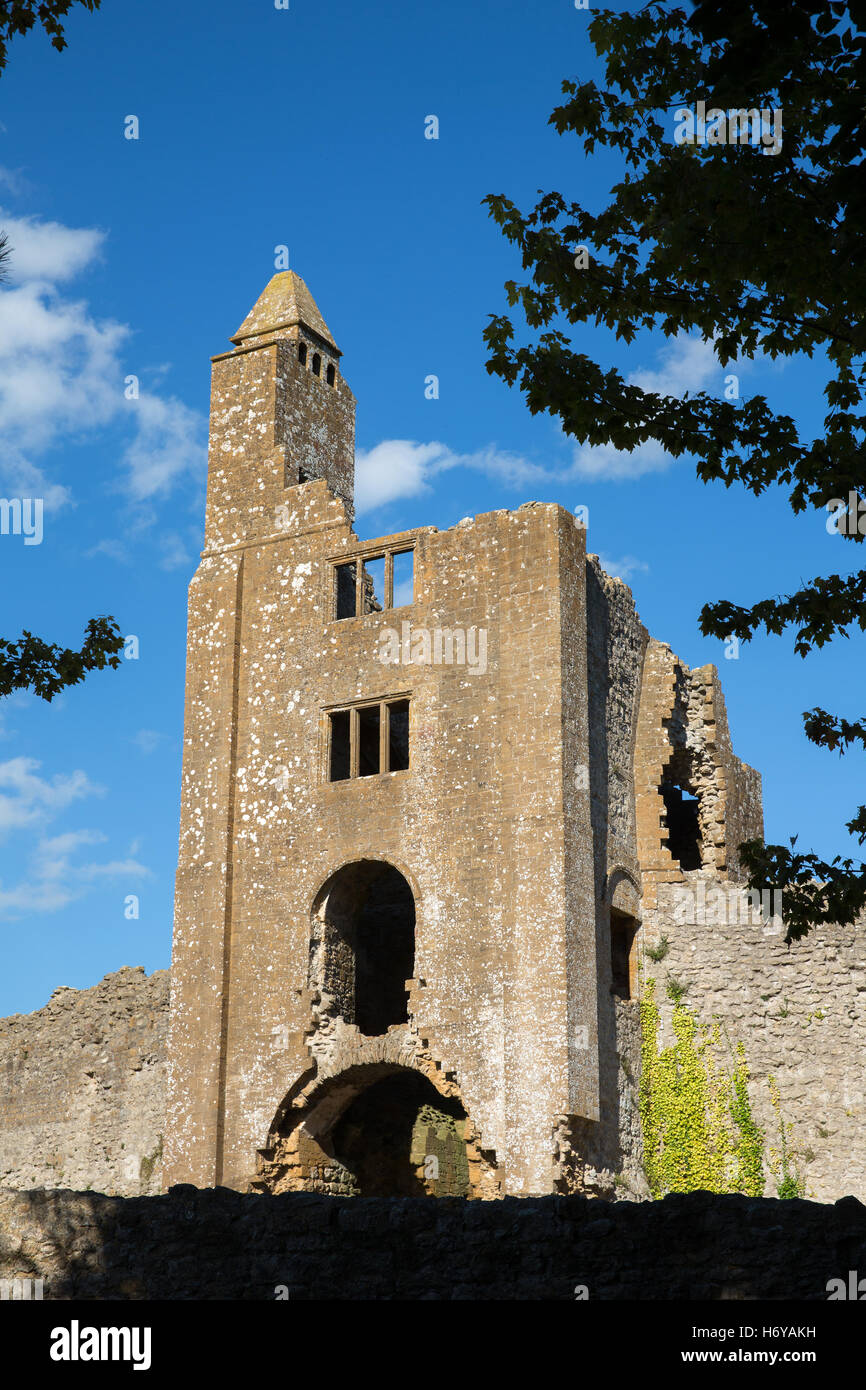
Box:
left=0, top=1186, right=863, bottom=1300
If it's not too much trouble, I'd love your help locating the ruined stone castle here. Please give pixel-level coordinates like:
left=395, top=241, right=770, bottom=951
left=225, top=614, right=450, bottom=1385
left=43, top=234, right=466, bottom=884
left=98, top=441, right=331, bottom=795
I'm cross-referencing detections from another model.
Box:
left=1, top=274, right=863, bottom=1204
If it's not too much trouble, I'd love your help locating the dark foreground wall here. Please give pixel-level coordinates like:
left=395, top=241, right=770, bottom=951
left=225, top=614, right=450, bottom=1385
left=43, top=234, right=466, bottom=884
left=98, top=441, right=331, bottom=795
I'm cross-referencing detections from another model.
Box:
left=1, top=1187, right=864, bottom=1300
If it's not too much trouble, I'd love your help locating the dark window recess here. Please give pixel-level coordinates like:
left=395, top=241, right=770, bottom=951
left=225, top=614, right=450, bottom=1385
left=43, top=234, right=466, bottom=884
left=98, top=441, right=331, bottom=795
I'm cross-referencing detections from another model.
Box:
left=335, top=562, right=357, bottom=620
left=329, top=711, right=351, bottom=782
left=326, top=363, right=336, bottom=386
left=358, top=705, right=381, bottom=776
left=388, top=700, right=410, bottom=772
left=610, top=912, right=638, bottom=999
left=661, top=782, right=702, bottom=870
left=312, top=352, right=321, bottom=376
left=362, top=556, right=385, bottom=614
left=354, top=869, right=415, bottom=1035
left=298, top=342, right=308, bottom=366
left=326, top=698, right=410, bottom=781
left=310, top=861, right=415, bottom=1041
left=392, top=549, right=414, bottom=606
left=299, top=466, right=312, bottom=484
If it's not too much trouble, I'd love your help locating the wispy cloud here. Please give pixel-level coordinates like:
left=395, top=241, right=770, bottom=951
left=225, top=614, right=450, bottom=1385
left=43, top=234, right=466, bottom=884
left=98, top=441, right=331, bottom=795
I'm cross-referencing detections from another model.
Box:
left=598, top=553, right=650, bottom=583
left=0, top=828, right=149, bottom=917
left=0, top=166, right=33, bottom=198
left=0, top=207, right=206, bottom=517
left=571, top=438, right=671, bottom=482
left=355, top=439, right=548, bottom=514
left=629, top=333, right=722, bottom=397
left=133, top=729, right=166, bottom=755
left=0, top=757, right=149, bottom=919
left=355, top=335, right=755, bottom=509
left=571, top=333, right=755, bottom=481
left=0, top=756, right=100, bottom=840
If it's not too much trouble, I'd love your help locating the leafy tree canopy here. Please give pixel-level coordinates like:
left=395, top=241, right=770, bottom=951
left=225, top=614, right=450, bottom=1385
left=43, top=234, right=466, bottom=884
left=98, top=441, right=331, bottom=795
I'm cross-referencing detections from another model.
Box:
left=483, top=0, right=866, bottom=939
left=0, top=618, right=124, bottom=701
left=0, top=0, right=101, bottom=73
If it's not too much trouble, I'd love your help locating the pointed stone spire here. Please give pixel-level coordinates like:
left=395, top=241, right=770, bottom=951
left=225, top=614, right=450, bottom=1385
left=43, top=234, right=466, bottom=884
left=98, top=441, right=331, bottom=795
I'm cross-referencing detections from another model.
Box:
left=230, top=271, right=340, bottom=353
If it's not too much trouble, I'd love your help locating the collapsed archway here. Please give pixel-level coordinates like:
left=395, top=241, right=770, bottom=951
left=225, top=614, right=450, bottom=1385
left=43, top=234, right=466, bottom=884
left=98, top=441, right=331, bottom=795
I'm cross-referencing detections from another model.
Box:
left=309, top=860, right=415, bottom=1035
left=332, top=1071, right=469, bottom=1196
left=253, top=1061, right=498, bottom=1198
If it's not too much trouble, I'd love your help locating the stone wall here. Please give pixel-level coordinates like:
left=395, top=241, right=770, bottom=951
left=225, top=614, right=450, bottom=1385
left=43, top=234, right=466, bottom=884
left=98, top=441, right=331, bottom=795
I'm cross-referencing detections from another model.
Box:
left=167, top=481, right=602, bottom=1197
left=559, top=558, right=648, bottom=1198
left=642, top=885, right=866, bottom=1204
left=1, top=1185, right=862, bottom=1299
left=0, top=969, right=168, bottom=1198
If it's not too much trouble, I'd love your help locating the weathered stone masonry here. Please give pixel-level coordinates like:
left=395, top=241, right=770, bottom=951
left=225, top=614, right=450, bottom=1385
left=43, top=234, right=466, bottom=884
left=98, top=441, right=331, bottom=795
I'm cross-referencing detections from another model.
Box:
left=0, top=272, right=862, bottom=1206
left=0, top=969, right=167, bottom=1196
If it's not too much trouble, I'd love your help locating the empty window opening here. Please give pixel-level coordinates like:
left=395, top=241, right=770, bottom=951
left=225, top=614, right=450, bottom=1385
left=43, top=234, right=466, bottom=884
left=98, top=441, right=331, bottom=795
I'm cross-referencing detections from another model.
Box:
left=326, top=363, right=336, bottom=386
left=299, top=466, right=313, bottom=484
left=362, top=555, right=386, bottom=614
left=333, top=545, right=415, bottom=618
left=392, top=549, right=414, bottom=607
left=329, top=710, right=351, bottom=782
left=326, top=698, right=411, bottom=781
left=298, top=342, right=308, bottom=366
left=358, top=705, right=381, bottom=777
left=309, top=861, right=415, bottom=1036
left=610, top=911, right=639, bottom=999
left=660, top=780, right=702, bottom=870
left=312, top=352, right=321, bottom=376
left=335, top=562, right=357, bottom=620
left=387, top=700, right=410, bottom=773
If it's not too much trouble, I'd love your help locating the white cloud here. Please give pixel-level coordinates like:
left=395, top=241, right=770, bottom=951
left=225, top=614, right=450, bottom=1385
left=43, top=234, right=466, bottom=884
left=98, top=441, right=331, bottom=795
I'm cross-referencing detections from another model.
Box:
left=355, top=440, right=441, bottom=512
left=0, top=167, right=32, bottom=198
left=121, top=393, right=205, bottom=501
left=0, top=211, right=104, bottom=283
left=0, top=283, right=125, bottom=454
left=86, top=537, right=130, bottom=563
left=0, top=828, right=149, bottom=916
left=133, top=729, right=165, bottom=755
left=570, top=333, right=739, bottom=481
left=0, top=759, right=149, bottom=918
left=629, top=333, right=722, bottom=397
left=0, top=207, right=206, bottom=516
left=355, top=335, right=738, bottom=507
left=598, top=553, right=650, bottom=583
left=571, top=438, right=671, bottom=481
left=355, top=439, right=550, bottom=514
left=0, top=757, right=100, bottom=839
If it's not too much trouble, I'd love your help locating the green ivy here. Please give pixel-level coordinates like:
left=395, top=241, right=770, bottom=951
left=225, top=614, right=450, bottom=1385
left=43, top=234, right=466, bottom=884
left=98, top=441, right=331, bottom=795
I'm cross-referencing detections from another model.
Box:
left=640, top=979, right=765, bottom=1198
left=767, top=1077, right=807, bottom=1199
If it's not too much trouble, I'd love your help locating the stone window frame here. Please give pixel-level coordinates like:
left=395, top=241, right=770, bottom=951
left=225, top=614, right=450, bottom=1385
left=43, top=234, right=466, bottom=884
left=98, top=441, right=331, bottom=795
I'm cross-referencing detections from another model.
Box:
left=322, top=692, right=412, bottom=783
left=328, top=536, right=417, bottom=621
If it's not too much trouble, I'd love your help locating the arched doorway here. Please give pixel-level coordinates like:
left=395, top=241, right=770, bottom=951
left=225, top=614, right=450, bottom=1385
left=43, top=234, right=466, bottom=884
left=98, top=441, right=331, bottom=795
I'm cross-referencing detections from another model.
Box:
left=255, top=1063, right=478, bottom=1198
left=309, top=860, right=415, bottom=1035
left=332, top=1071, right=470, bottom=1196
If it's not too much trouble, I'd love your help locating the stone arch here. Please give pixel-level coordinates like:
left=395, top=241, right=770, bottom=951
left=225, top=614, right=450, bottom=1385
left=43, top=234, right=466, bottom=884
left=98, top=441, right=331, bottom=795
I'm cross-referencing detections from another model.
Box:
left=604, top=865, right=641, bottom=919
left=309, top=859, right=416, bottom=1036
left=253, top=1058, right=500, bottom=1199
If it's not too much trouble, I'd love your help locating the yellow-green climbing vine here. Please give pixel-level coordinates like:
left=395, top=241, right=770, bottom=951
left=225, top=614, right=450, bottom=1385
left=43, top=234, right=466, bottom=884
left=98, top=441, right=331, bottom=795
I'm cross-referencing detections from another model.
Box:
left=639, top=978, right=766, bottom=1198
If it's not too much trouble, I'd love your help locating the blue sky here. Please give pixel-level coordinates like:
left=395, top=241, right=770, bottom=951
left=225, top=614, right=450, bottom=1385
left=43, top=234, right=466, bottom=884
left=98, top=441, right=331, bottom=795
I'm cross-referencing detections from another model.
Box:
left=0, top=0, right=862, bottom=1015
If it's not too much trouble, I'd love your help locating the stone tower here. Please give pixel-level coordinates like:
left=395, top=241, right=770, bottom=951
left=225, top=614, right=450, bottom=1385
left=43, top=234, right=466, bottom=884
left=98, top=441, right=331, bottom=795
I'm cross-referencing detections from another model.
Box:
left=163, top=272, right=764, bottom=1199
